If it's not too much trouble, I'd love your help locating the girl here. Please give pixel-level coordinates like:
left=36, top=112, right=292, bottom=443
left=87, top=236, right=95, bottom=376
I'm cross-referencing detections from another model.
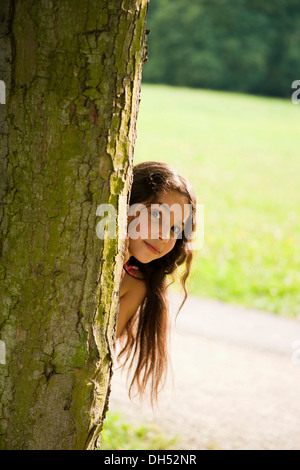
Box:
left=116, top=161, right=197, bottom=404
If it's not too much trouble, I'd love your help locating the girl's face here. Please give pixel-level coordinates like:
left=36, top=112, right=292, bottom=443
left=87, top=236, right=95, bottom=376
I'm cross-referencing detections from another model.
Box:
left=127, top=190, right=189, bottom=264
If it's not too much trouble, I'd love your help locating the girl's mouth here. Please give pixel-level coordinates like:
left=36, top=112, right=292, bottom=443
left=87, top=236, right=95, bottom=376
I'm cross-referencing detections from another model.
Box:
left=144, top=241, right=160, bottom=255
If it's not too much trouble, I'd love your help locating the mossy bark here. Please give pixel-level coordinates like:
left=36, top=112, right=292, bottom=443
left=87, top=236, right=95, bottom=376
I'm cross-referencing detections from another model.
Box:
left=0, top=0, right=149, bottom=450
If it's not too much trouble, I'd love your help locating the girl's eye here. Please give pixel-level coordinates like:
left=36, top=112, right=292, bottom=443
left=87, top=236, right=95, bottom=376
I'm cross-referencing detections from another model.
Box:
left=151, top=209, right=161, bottom=219
left=172, top=225, right=181, bottom=235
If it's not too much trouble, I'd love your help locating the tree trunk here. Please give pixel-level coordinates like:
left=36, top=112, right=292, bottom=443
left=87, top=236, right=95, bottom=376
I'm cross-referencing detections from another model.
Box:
left=0, top=0, right=149, bottom=450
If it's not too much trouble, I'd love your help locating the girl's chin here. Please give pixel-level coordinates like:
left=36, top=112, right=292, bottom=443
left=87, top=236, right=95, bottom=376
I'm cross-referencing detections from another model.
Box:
left=129, top=240, right=165, bottom=264
left=131, top=246, right=157, bottom=264
left=133, top=253, right=155, bottom=264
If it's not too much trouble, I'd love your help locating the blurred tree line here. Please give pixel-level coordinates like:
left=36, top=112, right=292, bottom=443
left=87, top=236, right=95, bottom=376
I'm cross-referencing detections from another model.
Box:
left=143, top=0, right=300, bottom=97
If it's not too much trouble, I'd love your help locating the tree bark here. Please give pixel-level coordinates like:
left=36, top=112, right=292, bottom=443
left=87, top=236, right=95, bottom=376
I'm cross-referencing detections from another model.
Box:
left=0, top=0, right=149, bottom=450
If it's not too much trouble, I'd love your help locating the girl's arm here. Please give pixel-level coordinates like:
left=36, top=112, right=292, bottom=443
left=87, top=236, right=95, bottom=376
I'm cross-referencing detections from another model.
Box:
left=116, top=272, right=146, bottom=339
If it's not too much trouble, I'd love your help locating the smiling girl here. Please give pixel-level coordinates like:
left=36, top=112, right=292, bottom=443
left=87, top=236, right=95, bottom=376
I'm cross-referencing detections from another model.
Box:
left=116, top=161, right=197, bottom=403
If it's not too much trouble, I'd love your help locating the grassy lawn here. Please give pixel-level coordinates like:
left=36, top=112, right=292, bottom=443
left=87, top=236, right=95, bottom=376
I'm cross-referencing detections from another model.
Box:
left=134, top=84, right=300, bottom=318
left=100, top=411, right=180, bottom=450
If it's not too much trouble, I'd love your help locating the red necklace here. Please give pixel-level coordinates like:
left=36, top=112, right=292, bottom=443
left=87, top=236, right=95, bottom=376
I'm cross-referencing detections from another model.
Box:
left=123, top=261, right=139, bottom=277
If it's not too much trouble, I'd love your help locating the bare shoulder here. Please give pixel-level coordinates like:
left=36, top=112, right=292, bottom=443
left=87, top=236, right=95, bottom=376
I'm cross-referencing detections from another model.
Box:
left=117, top=271, right=147, bottom=339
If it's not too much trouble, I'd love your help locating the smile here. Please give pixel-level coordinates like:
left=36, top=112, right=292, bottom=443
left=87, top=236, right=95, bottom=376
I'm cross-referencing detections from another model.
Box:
left=144, top=241, right=160, bottom=255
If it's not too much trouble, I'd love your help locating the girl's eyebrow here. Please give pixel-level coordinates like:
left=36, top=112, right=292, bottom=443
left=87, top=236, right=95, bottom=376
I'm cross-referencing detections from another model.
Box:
left=153, top=201, right=186, bottom=228
left=153, top=202, right=173, bottom=213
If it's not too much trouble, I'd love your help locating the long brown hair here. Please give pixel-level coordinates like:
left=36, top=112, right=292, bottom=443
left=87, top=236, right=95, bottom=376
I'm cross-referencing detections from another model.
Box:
left=117, top=161, right=197, bottom=404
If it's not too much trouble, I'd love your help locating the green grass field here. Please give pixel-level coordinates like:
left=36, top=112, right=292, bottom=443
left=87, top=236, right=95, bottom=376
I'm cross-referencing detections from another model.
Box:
left=100, top=411, right=179, bottom=450
left=134, top=84, right=300, bottom=318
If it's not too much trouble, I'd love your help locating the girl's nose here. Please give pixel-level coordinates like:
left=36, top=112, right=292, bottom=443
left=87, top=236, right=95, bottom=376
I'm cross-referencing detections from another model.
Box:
left=158, top=223, right=171, bottom=241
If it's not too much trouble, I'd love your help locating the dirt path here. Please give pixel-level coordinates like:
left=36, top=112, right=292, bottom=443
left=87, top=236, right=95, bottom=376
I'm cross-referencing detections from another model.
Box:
left=109, top=293, right=300, bottom=450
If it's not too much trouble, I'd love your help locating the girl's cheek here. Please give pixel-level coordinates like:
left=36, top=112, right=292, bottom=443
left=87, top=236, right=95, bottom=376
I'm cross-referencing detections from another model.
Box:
left=128, top=212, right=150, bottom=239
left=140, top=212, right=152, bottom=238
left=128, top=236, right=137, bottom=251
left=164, top=239, right=176, bottom=255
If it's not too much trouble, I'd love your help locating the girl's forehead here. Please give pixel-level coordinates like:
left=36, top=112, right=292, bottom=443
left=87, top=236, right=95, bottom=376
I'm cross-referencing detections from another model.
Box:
left=153, top=190, right=189, bottom=207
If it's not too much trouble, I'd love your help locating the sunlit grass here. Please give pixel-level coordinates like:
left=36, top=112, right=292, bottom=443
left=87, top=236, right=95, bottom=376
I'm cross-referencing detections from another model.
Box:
left=100, top=411, right=180, bottom=450
left=135, top=84, right=300, bottom=317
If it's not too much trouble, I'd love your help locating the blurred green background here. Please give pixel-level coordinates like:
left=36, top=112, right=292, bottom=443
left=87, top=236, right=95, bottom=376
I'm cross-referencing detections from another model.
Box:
left=134, top=84, right=300, bottom=318
left=103, top=0, right=300, bottom=450
left=143, top=0, right=300, bottom=97
left=134, top=0, right=300, bottom=319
